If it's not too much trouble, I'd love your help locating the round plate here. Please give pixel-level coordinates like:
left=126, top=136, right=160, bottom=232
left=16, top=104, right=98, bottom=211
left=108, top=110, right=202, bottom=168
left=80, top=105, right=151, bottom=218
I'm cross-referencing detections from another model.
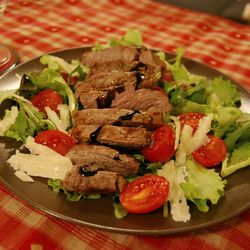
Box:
left=0, top=47, right=250, bottom=235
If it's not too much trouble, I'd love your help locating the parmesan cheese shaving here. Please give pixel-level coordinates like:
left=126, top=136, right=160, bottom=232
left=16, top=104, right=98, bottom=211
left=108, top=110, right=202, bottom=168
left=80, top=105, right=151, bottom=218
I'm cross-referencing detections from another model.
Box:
left=157, top=160, right=191, bottom=222
left=175, top=114, right=213, bottom=166
left=14, top=170, right=34, bottom=182
left=7, top=151, right=72, bottom=180
left=45, top=106, right=66, bottom=132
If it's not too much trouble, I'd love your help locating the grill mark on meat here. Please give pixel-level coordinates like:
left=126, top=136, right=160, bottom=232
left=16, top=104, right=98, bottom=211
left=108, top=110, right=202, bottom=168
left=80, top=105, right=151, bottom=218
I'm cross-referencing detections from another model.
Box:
left=72, top=124, right=151, bottom=148
left=66, top=144, right=139, bottom=176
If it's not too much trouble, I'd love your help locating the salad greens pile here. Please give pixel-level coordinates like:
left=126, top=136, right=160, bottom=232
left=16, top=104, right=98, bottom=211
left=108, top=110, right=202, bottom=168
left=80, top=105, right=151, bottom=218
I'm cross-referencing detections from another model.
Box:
left=0, top=29, right=250, bottom=222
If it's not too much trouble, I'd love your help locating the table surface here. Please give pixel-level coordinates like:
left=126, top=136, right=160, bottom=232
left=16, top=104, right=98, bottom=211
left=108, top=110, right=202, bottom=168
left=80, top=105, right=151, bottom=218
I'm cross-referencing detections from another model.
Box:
left=1, top=0, right=250, bottom=249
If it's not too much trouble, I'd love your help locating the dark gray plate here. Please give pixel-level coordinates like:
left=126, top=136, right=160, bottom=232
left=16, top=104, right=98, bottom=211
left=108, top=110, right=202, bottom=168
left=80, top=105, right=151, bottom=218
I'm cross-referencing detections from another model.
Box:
left=0, top=47, right=250, bottom=235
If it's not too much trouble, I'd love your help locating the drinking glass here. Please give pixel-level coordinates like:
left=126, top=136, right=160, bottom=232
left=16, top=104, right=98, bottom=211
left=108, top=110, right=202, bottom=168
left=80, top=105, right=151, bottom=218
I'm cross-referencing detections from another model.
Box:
left=0, top=0, right=19, bottom=74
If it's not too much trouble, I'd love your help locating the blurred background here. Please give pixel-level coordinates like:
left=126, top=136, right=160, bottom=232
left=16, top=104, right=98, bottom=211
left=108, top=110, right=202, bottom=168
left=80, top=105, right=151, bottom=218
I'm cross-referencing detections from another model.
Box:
left=157, top=0, right=250, bottom=23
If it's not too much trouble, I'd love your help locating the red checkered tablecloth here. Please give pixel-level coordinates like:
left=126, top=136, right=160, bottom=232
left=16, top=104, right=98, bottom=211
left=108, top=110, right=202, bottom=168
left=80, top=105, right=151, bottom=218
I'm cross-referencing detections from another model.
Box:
left=1, top=0, right=250, bottom=249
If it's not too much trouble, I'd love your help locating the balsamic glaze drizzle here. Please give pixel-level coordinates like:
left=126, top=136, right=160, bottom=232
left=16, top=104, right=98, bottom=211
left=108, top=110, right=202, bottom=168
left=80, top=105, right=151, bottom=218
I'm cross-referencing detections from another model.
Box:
left=118, top=110, right=141, bottom=121
left=89, top=126, right=102, bottom=143
left=79, top=166, right=98, bottom=177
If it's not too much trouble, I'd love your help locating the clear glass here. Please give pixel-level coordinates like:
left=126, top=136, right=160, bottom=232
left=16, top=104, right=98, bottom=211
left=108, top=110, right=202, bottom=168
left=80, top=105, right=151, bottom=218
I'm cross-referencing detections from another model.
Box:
left=0, top=0, right=7, bottom=15
left=0, top=0, right=10, bottom=68
left=0, top=0, right=9, bottom=66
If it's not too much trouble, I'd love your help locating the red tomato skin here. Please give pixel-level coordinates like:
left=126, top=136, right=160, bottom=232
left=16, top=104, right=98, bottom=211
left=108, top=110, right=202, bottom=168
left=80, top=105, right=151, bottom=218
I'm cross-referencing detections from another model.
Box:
left=120, top=174, right=169, bottom=214
left=179, top=112, right=205, bottom=132
left=163, top=72, right=172, bottom=82
left=31, top=88, right=62, bottom=113
left=192, top=135, right=227, bottom=167
left=141, top=125, right=175, bottom=163
left=153, top=86, right=166, bottom=96
left=61, top=72, right=78, bottom=86
left=35, top=130, right=76, bottom=156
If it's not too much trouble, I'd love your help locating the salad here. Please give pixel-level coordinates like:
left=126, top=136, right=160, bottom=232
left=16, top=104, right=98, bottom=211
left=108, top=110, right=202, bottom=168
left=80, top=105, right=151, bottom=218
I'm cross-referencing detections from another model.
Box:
left=0, top=29, right=250, bottom=223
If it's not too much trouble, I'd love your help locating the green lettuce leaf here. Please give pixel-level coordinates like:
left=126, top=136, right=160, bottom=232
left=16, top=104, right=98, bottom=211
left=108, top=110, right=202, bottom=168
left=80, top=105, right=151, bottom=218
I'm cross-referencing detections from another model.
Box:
left=221, top=142, right=250, bottom=177
left=0, top=91, right=56, bottom=142
left=92, top=29, right=143, bottom=51
left=180, top=159, right=226, bottom=212
left=170, top=48, right=206, bottom=84
left=224, top=120, right=250, bottom=152
left=4, top=110, right=29, bottom=142
left=113, top=194, right=128, bottom=219
left=208, top=77, right=241, bottom=107
left=28, top=68, right=77, bottom=114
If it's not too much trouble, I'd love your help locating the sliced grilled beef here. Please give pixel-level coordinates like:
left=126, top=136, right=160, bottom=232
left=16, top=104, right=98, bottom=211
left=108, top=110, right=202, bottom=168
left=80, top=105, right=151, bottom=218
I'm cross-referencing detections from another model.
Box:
left=88, top=60, right=138, bottom=77
left=73, top=108, right=164, bottom=129
left=79, top=90, right=116, bottom=109
left=62, top=166, right=126, bottom=194
left=81, top=46, right=139, bottom=66
left=72, top=124, right=151, bottom=148
left=131, top=47, right=166, bottom=88
left=111, top=88, right=172, bottom=113
left=66, top=144, right=139, bottom=176
left=75, top=71, right=136, bottom=98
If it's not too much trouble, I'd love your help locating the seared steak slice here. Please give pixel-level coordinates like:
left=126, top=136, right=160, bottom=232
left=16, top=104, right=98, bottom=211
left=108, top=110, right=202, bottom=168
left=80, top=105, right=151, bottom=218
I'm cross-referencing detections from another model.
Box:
left=72, top=125, right=151, bottom=148
left=79, top=90, right=117, bottom=109
left=132, top=47, right=166, bottom=88
left=81, top=46, right=139, bottom=66
left=66, top=144, right=139, bottom=176
left=79, top=91, right=104, bottom=108
left=75, top=71, right=135, bottom=98
left=73, top=108, right=164, bottom=129
left=88, top=60, right=138, bottom=77
left=62, top=166, right=126, bottom=194
left=111, top=88, right=172, bottom=113
left=139, top=47, right=166, bottom=68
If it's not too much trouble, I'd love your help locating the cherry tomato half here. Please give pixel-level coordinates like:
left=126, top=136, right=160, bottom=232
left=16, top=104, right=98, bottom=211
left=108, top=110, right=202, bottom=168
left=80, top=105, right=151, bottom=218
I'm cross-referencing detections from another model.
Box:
left=192, top=135, right=227, bottom=168
left=35, top=130, right=76, bottom=156
left=141, top=125, right=175, bottom=163
left=179, top=112, right=205, bottom=132
left=31, top=88, right=62, bottom=113
left=120, top=174, right=169, bottom=214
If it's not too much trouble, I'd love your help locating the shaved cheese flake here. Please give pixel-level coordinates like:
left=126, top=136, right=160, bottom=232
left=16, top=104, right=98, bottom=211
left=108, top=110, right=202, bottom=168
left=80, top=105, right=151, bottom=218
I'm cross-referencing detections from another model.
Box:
left=157, top=160, right=191, bottom=222
left=7, top=151, right=72, bottom=180
left=187, top=114, right=213, bottom=154
left=58, top=104, right=70, bottom=130
left=15, top=170, right=34, bottom=182
left=169, top=115, right=181, bottom=150
left=0, top=106, right=19, bottom=135
left=175, top=114, right=213, bottom=166
left=45, top=106, right=66, bottom=132
left=175, top=125, right=192, bottom=166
